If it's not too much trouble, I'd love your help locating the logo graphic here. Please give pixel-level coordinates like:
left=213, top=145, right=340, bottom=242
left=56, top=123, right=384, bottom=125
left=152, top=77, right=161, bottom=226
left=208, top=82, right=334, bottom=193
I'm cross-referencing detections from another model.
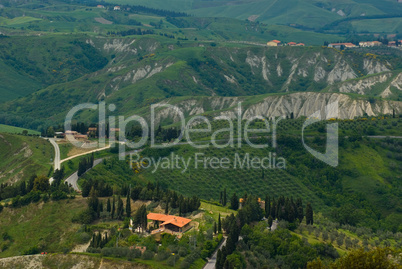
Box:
left=301, top=101, right=339, bottom=167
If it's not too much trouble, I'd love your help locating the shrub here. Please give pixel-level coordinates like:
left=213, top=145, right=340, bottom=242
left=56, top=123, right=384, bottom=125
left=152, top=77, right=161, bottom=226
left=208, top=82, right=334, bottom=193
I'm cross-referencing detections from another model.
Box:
left=77, top=232, right=91, bottom=244
left=142, top=250, right=155, bottom=260
left=72, top=209, right=95, bottom=224
left=155, top=250, right=170, bottom=261
left=22, top=245, right=40, bottom=255
left=127, top=249, right=141, bottom=260
left=51, top=190, right=68, bottom=201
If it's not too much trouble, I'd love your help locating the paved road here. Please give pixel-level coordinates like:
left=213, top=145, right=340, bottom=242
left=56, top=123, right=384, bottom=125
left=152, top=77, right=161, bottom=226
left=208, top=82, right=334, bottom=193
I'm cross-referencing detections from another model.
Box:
left=203, top=237, right=227, bottom=269
left=65, top=159, right=103, bottom=191
left=47, top=138, right=61, bottom=170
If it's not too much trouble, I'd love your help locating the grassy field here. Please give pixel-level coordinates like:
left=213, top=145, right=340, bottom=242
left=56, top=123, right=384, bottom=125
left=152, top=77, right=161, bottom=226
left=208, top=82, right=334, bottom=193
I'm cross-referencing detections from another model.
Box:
left=0, top=198, right=87, bottom=258
left=0, top=133, right=53, bottom=184
left=0, top=124, right=40, bottom=135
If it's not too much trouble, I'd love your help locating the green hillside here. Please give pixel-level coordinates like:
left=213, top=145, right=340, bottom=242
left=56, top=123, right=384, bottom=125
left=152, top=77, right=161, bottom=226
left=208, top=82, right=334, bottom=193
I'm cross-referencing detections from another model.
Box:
left=80, top=117, right=402, bottom=231
left=2, top=37, right=401, bottom=130
left=0, top=35, right=108, bottom=103
left=0, top=198, right=86, bottom=258
left=105, top=0, right=402, bottom=32
left=0, top=124, right=40, bottom=135
left=0, top=133, right=53, bottom=184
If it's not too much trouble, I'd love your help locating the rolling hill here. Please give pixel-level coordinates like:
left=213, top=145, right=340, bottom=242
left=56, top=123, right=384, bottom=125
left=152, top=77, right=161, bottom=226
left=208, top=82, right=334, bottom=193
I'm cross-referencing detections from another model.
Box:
left=105, top=0, right=402, bottom=32
left=0, top=133, right=53, bottom=184
left=1, top=35, right=402, bottom=131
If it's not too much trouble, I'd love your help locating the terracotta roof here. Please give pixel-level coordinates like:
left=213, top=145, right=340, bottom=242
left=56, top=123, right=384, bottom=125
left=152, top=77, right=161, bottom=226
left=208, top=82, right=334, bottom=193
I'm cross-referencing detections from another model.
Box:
left=147, top=213, right=191, bottom=228
left=297, top=43, right=305, bottom=46
left=271, top=40, right=281, bottom=43
left=288, top=42, right=297, bottom=45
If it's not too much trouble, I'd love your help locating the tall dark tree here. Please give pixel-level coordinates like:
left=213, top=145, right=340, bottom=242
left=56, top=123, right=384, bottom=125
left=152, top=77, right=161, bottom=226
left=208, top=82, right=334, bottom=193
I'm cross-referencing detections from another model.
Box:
left=271, top=198, right=276, bottom=219
left=19, top=181, right=27, bottom=196
left=165, top=198, right=169, bottom=214
left=306, top=202, right=314, bottom=225
left=216, top=249, right=223, bottom=269
left=111, top=196, right=116, bottom=219
left=27, top=174, right=36, bottom=193
left=117, top=196, right=124, bottom=220
left=126, top=193, right=131, bottom=218
left=268, top=215, right=273, bottom=227
left=265, top=195, right=270, bottom=218
left=223, top=188, right=227, bottom=206
left=106, top=198, right=111, bottom=213
left=218, top=213, right=222, bottom=233
left=230, top=193, right=239, bottom=210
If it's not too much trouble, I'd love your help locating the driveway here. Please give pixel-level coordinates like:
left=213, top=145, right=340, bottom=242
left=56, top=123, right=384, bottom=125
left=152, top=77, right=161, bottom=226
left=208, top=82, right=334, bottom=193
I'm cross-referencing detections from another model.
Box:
left=203, top=237, right=227, bottom=269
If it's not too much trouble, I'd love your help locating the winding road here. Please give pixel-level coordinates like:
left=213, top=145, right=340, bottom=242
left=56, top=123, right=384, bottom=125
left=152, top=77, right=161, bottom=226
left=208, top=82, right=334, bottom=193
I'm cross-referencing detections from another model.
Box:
left=65, top=159, right=103, bottom=191
left=48, top=138, right=60, bottom=171
left=203, top=237, right=227, bottom=269
left=45, top=139, right=115, bottom=191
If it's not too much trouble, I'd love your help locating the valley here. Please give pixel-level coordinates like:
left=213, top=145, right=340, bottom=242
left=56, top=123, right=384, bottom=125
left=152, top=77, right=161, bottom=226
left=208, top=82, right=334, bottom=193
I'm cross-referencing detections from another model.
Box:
left=0, top=0, right=402, bottom=268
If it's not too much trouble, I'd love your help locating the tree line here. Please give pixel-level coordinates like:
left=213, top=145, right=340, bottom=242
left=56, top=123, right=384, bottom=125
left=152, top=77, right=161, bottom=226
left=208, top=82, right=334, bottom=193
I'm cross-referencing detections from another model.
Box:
left=217, top=195, right=315, bottom=268
left=0, top=171, right=74, bottom=210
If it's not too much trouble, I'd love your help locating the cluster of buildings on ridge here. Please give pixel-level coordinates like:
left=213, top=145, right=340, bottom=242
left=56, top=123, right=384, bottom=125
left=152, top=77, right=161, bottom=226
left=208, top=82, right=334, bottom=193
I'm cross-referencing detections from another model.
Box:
left=266, top=40, right=305, bottom=47
left=267, top=39, right=402, bottom=49
left=55, top=128, right=120, bottom=141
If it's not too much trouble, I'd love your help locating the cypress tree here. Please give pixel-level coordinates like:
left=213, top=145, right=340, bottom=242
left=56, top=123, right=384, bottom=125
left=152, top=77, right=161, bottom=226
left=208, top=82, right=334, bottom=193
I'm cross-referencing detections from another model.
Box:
left=214, top=222, right=217, bottom=235
left=96, top=232, right=102, bottom=248
left=117, top=196, right=124, bottom=220
left=111, top=196, right=116, bottom=219
left=223, top=188, right=227, bottom=206
left=306, top=203, right=313, bottom=225
left=165, top=198, right=169, bottom=214
left=230, top=193, right=239, bottom=210
left=107, top=198, right=111, bottom=212
left=268, top=215, right=273, bottom=228
left=19, top=181, right=27, bottom=196
left=216, top=249, right=223, bottom=269
left=126, top=193, right=131, bottom=218
left=218, top=213, right=222, bottom=233
left=271, top=198, right=276, bottom=219
left=265, top=195, right=270, bottom=218
left=27, top=174, right=36, bottom=193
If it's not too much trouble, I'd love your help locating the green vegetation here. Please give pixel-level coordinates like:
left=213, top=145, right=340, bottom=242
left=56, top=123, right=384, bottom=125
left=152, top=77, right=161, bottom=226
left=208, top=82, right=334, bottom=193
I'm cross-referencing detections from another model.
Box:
left=0, top=0, right=402, bottom=268
left=0, top=124, right=40, bottom=135
left=0, top=198, right=86, bottom=257
left=106, top=0, right=402, bottom=34
left=0, top=133, right=53, bottom=184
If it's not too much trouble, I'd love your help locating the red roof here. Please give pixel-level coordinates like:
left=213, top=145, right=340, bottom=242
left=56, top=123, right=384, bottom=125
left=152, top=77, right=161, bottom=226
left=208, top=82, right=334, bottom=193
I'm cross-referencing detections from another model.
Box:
left=147, top=213, right=191, bottom=228
left=288, top=42, right=297, bottom=45
left=271, top=40, right=281, bottom=43
left=297, top=43, right=305, bottom=46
